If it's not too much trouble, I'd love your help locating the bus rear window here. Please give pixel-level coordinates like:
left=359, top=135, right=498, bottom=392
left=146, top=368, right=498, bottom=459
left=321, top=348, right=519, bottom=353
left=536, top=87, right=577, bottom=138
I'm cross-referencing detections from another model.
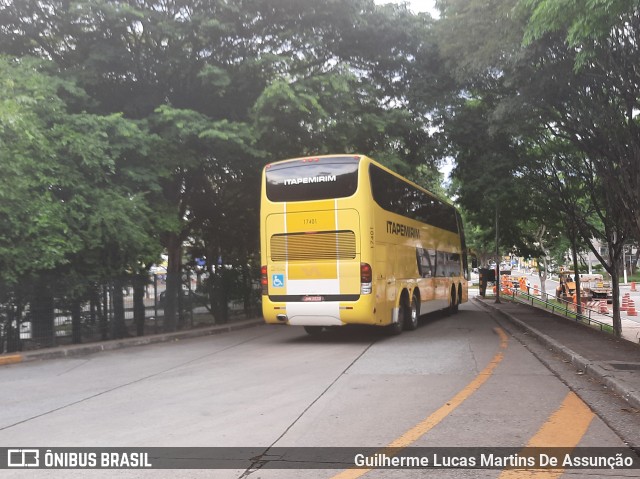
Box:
left=265, top=156, right=360, bottom=202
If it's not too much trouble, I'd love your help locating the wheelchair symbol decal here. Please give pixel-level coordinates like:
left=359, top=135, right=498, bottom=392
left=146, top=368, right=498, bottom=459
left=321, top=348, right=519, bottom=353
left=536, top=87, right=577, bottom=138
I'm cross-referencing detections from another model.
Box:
left=272, top=274, right=285, bottom=288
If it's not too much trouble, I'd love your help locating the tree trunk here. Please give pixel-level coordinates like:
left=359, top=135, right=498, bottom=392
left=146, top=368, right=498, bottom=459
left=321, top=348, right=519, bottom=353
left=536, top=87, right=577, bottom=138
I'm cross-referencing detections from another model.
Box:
left=71, top=299, right=82, bottom=344
left=212, top=268, right=229, bottom=324
left=611, top=268, right=622, bottom=338
left=538, top=256, right=548, bottom=298
left=610, top=271, right=622, bottom=338
left=571, top=241, right=582, bottom=316
left=112, top=279, right=128, bottom=339
left=133, top=273, right=146, bottom=336
left=602, top=242, right=625, bottom=338
left=242, top=262, right=254, bottom=319
left=86, top=291, right=97, bottom=339
left=100, top=284, right=109, bottom=340
left=614, top=241, right=626, bottom=337
left=5, top=299, right=22, bottom=353
left=31, top=279, right=55, bottom=348
left=164, top=233, right=182, bottom=332
left=535, top=225, right=549, bottom=298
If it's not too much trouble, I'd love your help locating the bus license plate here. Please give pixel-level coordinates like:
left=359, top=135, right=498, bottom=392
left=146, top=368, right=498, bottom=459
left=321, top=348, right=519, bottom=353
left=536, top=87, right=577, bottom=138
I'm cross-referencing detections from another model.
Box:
left=302, top=296, right=324, bottom=302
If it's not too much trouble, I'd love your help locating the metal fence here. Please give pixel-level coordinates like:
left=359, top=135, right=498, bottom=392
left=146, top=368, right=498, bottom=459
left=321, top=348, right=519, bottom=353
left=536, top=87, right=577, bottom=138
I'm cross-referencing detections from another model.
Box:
left=0, top=272, right=260, bottom=354
left=495, top=287, right=614, bottom=334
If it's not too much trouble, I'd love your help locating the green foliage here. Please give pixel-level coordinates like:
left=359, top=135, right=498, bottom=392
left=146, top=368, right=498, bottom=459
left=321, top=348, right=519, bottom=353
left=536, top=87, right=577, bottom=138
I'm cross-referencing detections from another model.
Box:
left=522, top=0, right=638, bottom=66
left=437, top=0, right=527, bottom=83
left=0, top=57, right=162, bottom=288
left=0, top=0, right=453, bottom=329
left=435, top=0, right=639, bottom=337
left=0, top=57, right=80, bottom=282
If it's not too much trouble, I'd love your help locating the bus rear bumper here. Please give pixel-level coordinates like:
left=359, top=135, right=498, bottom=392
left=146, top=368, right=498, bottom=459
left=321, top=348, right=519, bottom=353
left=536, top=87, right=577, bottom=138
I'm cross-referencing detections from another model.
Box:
left=264, top=301, right=344, bottom=326
left=262, top=297, right=375, bottom=327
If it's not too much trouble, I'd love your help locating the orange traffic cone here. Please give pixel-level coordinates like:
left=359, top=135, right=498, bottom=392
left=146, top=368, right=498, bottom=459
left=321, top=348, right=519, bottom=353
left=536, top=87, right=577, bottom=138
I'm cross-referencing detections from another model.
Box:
left=534, top=284, right=539, bottom=296
left=598, top=301, right=609, bottom=314
left=621, top=294, right=630, bottom=311
left=632, top=282, right=637, bottom=292
left=628, top=300, right=637, bottom=316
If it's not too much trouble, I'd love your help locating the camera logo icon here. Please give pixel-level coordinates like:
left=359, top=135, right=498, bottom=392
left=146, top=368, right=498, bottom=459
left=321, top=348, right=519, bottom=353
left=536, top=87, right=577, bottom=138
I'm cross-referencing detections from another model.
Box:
left=7, top=449, right=40, bottom=468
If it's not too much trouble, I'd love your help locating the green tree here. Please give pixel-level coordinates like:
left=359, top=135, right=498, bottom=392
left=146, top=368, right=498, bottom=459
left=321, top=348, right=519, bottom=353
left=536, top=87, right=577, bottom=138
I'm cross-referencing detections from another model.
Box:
left=0, top=0, right=457, bottom=335
left=435, top=0, right=638, bottom=335
left=0, top=57, right=161, bottom=344
left=0, top=57, right=80, bottom=283
left=507, top=0, right=640, bottom=335
left=435, top=0, right=546, bottom=276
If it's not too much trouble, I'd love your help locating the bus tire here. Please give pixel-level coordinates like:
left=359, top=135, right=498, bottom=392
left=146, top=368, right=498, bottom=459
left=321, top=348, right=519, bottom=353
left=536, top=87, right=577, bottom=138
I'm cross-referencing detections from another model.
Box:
left=404, top=293, right=419, bottom=331
left=388, top=295, right=409, bottom=335
left=449, top=286, right=459, bottom=314
left=304, top=326, right=324, bottom=336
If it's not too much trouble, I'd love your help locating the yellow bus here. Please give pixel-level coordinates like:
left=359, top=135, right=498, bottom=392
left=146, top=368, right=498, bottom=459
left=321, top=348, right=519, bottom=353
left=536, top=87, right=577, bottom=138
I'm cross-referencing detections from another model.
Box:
left=260, top=154, right=468, bottom=335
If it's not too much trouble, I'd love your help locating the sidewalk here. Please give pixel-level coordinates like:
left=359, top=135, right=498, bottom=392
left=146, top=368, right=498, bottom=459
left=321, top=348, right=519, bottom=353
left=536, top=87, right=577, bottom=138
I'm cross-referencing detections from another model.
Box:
left=0, top=318, right=263, bottom=367
left=475, top=296, right=640, bottom=410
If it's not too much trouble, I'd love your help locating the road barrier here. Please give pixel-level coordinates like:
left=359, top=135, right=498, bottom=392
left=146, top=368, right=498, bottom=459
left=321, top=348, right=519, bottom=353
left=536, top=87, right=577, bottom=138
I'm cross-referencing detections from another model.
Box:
left=598, top=301, right=610, bottom=314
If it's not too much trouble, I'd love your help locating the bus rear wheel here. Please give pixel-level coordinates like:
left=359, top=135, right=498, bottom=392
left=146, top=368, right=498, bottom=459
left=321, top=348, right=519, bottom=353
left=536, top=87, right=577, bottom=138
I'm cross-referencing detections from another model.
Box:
left=449, top=287, right=459, bottom=314
left=404, top=294, right=419, bottom=331
left=388, top=298, right=408, bottom=335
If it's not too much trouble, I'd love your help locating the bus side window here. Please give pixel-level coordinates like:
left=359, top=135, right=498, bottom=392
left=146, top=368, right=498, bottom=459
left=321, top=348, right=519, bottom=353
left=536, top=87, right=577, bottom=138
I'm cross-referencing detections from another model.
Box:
left=437, top=251, right=447, bottom=277
left=416, top=248, right=425, bottom=277
left=450, top=253, right=461, bottom=277
left=429, top=250, right=437, bottom=277
left=416, top=248, right=433, bottom=278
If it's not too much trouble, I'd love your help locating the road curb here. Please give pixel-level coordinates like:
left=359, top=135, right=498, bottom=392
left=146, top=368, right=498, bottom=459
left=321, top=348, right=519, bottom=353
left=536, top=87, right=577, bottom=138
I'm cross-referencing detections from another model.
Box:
left=474, top=297, right=640, bottom=410
left=0, top=318, right=264, bottom=366
left=0, top=354, right=22, bottom=366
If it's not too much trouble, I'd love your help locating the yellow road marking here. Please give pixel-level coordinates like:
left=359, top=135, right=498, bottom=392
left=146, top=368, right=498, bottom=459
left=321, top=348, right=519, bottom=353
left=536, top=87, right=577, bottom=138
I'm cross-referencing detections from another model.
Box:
left=330, top=327, right=509, bottom=479
left=498, top=392, right=595, bottom=479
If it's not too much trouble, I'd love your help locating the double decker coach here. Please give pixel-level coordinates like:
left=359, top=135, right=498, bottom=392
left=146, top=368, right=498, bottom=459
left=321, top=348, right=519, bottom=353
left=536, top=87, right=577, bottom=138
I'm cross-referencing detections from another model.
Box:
left=260, top=154, right=468, bottom=335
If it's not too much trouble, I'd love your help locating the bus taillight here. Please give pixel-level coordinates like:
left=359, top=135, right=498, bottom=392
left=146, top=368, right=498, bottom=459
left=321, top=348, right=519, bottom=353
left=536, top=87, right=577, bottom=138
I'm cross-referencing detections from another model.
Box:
left=261, top=265, right=268, bottom=295
left=361, top=263, right=372, bottom=295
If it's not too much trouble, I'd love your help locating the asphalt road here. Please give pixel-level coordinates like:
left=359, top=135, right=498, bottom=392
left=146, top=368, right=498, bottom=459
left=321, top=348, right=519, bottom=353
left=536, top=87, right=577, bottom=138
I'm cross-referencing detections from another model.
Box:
left=2, top=301, right=638, bottom=478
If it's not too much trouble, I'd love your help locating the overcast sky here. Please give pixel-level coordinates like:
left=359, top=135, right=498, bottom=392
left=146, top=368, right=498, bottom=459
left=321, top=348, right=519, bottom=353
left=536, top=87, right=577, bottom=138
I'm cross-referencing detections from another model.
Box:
left=376, top=0, right=439, bottom=17
left=374, top=0, right=450, bottom=182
